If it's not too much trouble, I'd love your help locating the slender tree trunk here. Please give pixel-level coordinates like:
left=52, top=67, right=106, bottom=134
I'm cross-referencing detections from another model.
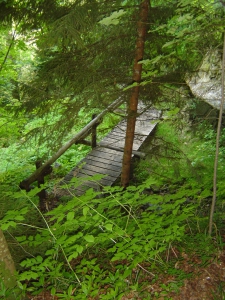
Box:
left=0, top=229, right=17, bottom=299
left=121, top=0, right=149, bottom=187
left=209, top=33, right=225, bottom=235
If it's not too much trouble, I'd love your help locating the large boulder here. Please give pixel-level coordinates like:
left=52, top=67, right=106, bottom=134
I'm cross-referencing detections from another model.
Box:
left=187, top=50, right=224, bottom=110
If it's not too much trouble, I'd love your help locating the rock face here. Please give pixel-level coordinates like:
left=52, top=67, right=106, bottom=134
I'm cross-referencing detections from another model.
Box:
left=187, top=50, right=224, bottom=110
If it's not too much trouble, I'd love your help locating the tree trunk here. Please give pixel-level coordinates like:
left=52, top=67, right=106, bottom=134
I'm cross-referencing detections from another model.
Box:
left=121, top=0, right=149, bottom=187
left=0, top=229, right=17, bottom=299
left=209, top=33, right=225, bottom=235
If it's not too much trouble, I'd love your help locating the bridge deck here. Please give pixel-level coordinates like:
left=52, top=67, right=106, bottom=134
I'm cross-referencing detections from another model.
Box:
left=57, top=108, right=160, bottom=197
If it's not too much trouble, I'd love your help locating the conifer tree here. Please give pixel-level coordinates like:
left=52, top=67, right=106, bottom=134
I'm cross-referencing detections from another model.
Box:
left=121, top=0, right=149, bottom=187
left=16, top=1, right=136, bottom=146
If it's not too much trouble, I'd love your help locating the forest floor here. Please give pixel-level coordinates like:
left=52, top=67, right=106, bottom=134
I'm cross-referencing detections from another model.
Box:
left=27, top=244, right=225, bottom=300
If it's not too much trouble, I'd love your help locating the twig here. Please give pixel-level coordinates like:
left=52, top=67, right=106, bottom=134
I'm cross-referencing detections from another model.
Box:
left=137, top=263, right=155, bottom=277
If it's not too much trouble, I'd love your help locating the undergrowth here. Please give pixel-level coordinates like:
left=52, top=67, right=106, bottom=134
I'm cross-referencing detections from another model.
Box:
left=1, top=120, right=225, bottom=299
left=1, top=177, right=197, bottom=299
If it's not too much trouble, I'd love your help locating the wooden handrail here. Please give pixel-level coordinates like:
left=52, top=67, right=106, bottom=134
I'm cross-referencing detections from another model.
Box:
left=20, top=97, right=125, bottom=191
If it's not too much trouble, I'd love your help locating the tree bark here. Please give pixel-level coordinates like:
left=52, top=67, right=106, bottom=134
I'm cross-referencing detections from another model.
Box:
left=121, top=0, right=149, bottom=187
left=0, top=229, right=17, bottom=299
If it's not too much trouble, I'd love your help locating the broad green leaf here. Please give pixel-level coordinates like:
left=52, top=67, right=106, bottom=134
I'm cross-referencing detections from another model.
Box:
left=76, top=245, right=83, bottom=254
left=83, top=206, right=89, bottom=217
left=84, top=235, right=95, bottom=243
left=45, top=249, right=54, bottom=256
left=105, top=223, right=113, bottom=231
left=27, top=186, right=43, bottom=197
left=51, top=287, right=56, bottom=296
left=56, top=235, right=67, bottom=245
left=19, top=271, right=39, bottom=281
left=1, top=221, right=16, bottom=230
left=111, top=252, right=127, bottom=261
left=67, top=211, right=74, bottom=221
left=114, top=227, right=124, bottom=236
left=16, top=235, right=26, bottom=242
left=68, top=252, right=78, bottom=262
left=64, top=235, right=79, bottom=246
left=14, top=215, right=25, bottom=221
left=36, top=256, right=43, bottom=263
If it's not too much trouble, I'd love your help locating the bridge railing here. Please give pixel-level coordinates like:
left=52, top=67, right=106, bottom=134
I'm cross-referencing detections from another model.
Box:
left=19, top=97, right=125, bottom=194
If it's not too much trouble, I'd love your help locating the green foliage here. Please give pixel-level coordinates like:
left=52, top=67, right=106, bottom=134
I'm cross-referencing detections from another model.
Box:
left=1, top=0, right=225, bottom=298
left=0, top=277, right=17, bottom=300
left=1, top=115, right=225, bottom=298
left=142, top=0, right=225, bottom=94
left=99, top=10, right=127, bottom=26
left=0, top=177, right=195, bottom=298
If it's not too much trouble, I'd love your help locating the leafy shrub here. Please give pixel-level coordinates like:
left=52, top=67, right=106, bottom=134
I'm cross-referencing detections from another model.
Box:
left=0, top=177, right=196, bottom=298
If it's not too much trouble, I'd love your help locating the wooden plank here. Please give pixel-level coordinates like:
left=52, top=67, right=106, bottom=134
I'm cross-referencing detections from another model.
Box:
left=135, top=126, right=156, bottom=136
left=109, top=125, right=126, bottom=132
left=100, top=137, right=125, bottom=148
left=101, top=137, right=141, bottom=150
left=108, top=131, right=126, bottom=138
left=80, top=163, right=120, bottom=178
left=105, top=134, right=125, bottom=141
left=102, top=135, right=146, bottom=150
left=105, top=118, right=156, bottom=138
left=101, top=135, right=125, bottom=143
left=115, top=124, right=127, bottom=132
left=97, top=143, right=146, bottom=158
left=90, top=148, right=123, bottom=162
left=83, top=157, right=122, bottom=172
left=89, top=153, right=122, bottom=164
left=109, top=130, right=147, bottom=138
left=136, top=119, right=156, bottom=125
left=76, top=169, right=116, bottom=182
left=86, top=154, right=122, bottom=167
left=63, top=170, right=115, bottom=187
left=76, top=172, right=115, bottom=186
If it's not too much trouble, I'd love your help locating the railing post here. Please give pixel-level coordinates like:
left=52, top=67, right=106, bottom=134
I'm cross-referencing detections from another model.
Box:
left=91, top=114, right=97, bottom=148
left=35, top=160, right=52, bottom=211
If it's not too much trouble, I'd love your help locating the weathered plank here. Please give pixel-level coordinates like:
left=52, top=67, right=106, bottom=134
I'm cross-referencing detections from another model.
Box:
left=87, top=154, right=123, bottom=166
left=83, top=157, right=122, bottom=171
left=81, top=164, right=120, bottom=178
left=89, top=148, right=123, bottom=162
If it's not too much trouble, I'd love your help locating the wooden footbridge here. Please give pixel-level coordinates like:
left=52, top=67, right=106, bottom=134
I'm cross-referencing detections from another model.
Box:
left=19, top=98, right=160, bottom=207
left=57, top=107, right=160, bottom=197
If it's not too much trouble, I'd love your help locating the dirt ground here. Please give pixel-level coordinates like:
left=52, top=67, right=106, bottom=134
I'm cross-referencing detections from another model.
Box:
left=28, top=249, right=225, bottom=300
